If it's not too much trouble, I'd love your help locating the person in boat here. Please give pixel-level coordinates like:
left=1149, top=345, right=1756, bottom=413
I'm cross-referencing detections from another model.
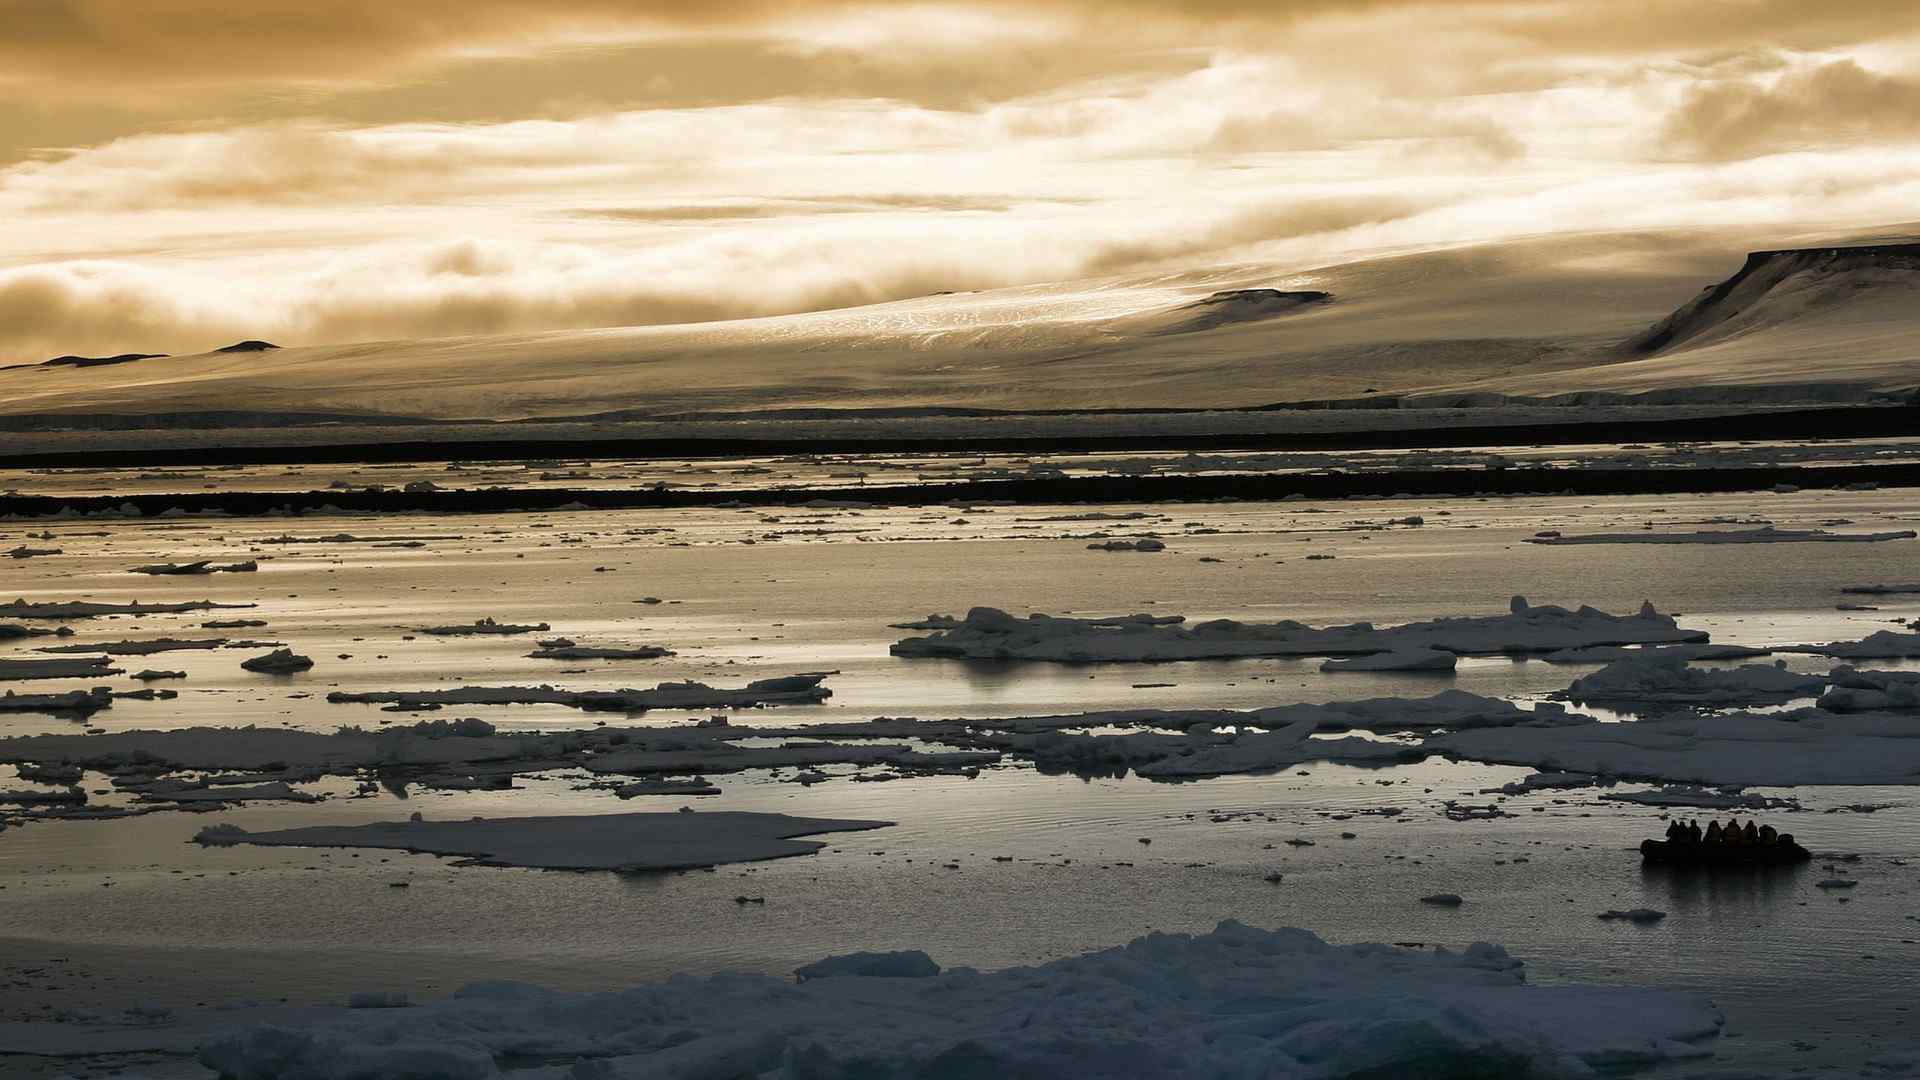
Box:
left=1743, top=820, right=1760, bottom=844
left=1705, top=820, right=1723, bottom=843
left=1760, top=824, right=1778, bottom=844
left=1727, top=818, right=1747, bottom=845
left=1666, top=819, right=1687, bottom=842
left=1687, top=819, right=1703, bottom=843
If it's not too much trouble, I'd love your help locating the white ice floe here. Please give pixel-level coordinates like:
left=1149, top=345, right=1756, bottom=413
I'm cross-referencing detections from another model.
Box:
left=0, top=599, right=255, bottom=620
left=1321, top=648, right=1457, bottom=672
left=1526, top=527, right=1916, bottom=545
left=1787, top=631, right=1920, bottom=659
left=418, top=618, right=553, bottom=636
left=1431, top=709, right=1920, bottom=786
left=193, top=810, right=890, bottom=871
left=38, top=638, right=228, bottom=656
left=1563, top=656, right=1826, bottom=708
left=1086, top=538, right=1166, bottom=552
left=327, top=674, right=831, bottom=713
left=614, top=776, right=720, bottom=797
left=141, top=781, right=321, bottom=805
left=1819, top=666, right=1920, bottom=711
left=241, top=648, right=314, bottom=674
left=1540, top=643, right=1771, bottom=664
left=130, top=560, right=258, bottom=575
left=527, top=645, right=674, bottom=660
left=185, top=920, right=1718, bottom=1080
left=0, top=657, right=122, bottom=681
left=1597, top=786, right=1797, bottom=810
left=891, top=597, right=1704, bottom=663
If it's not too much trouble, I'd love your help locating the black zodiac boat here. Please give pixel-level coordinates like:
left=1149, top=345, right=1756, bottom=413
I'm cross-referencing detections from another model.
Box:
left=1640, top=835, right=1810, bottom=866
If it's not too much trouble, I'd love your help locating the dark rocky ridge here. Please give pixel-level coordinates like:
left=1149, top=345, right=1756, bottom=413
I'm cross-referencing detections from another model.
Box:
left=1632, top=242, right=1920, bottom=355
left=1156, top=288, right=1333, bottom=335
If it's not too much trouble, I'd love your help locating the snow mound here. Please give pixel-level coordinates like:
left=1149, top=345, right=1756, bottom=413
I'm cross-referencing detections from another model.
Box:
left=891, top=598, right=1704, bottom=663
left=196, top=920, right=1718, bottom=1080
left=193, top=810, right=890, bottom=871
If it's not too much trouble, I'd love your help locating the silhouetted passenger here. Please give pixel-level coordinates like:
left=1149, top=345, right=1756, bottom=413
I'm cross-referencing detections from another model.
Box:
left=1667, top=820, right=1686, bottom=841
left=1760, top=824, right=1778, bottom=844
left=1705, top=820, right=1723, bottom=843
left=1743, top=821, right=1759, bottom=844
left=1687, top=820, right=1703, bottom=843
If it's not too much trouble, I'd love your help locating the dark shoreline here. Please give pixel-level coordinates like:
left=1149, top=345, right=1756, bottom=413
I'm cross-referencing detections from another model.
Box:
left=0, top=404, right=1913, bottom=469
left=5, top=461, right=1917, bottom=519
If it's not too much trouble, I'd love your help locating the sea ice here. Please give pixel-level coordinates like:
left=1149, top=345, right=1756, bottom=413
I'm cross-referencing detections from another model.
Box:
left=0, top=657, right=123, bottom=681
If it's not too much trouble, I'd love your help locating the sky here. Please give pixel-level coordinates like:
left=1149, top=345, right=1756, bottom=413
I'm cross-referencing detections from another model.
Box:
left=3, top=0, right=1919, bottom=359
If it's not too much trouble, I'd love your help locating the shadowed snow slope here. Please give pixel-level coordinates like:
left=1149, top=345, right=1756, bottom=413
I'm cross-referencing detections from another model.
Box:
left=6, top=226, right=1916, bottom=424
left=189, top=920, right=1719, bottom=1080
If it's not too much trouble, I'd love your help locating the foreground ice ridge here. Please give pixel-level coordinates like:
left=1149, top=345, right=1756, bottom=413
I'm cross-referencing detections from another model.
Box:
left=194, top=920, right=1720, bottom=1080
left=890, top=597, right=1705, bottom=662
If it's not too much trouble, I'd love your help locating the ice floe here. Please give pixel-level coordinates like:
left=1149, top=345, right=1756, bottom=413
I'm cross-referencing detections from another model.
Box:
left=1786, top=630, right=1920, bottom=660
left=1431, top=709, right=1920, bottom=786
left=37, top=638, right=229, bottom=656
left=1562, top=656, right=1826, bottom=708
left=527, top=645, right=674, bottom=660
left=1320, top=648, right=1456, bottom=672
left=0, top=657, right=122, bottom=681
left=1819, top=666, right=1920, bottom=711
left=891, top=597, right=1704, bottom=663
left=193, top=809, right=890, bottom=871
left=241, top=648, right=314, bottom=674
left=1526, top=527, right=1916, bottom=545
left=326, top=674, right=831, bottom=713
left=130, top=560, right=258, bottom=575
left=418, top=618, right=553, bottom=636
left=187, top=920, right=1718, bottom=1080
left=0, top=598, right=255, bottom=620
